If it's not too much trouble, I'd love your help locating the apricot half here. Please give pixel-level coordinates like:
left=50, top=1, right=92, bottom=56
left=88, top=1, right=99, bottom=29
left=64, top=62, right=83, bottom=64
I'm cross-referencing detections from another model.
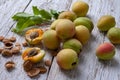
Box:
left=25, top=28, right=43, bottom=45
left=22, top=47, right=45, bottom=63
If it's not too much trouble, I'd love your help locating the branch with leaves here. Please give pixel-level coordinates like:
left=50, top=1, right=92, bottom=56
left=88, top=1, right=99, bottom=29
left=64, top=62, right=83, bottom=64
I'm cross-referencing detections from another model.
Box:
left=12, top=6, right=60, bottom=34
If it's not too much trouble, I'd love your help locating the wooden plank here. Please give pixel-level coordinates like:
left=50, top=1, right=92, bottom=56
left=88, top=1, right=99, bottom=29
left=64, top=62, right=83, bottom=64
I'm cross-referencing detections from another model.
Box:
left=47, top=0, right=120, bottom=80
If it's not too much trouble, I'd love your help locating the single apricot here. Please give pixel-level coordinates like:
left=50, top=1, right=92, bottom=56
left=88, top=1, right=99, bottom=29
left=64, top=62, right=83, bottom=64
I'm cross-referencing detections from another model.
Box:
left=97, top=15, right=116, bottom=31
left=96, top=42, right=115, bottom=60
left=107, top=27, right=120, bottom=44
left=74, top=17, right=94, bottom=32
left=50, top=19, right=63, bottom=30
left=56, top=49, right=78, bottom=70
left=56, top=19, right=75, bottom=40
left=75, top=25, right=90, bottom=45
left=42, top=30, right=60, bottom=50
left=72, top=1, right=89, bottom=17
left=58, top=11, right=77, bottom=21
left=63, top=38, right=82, bottom=54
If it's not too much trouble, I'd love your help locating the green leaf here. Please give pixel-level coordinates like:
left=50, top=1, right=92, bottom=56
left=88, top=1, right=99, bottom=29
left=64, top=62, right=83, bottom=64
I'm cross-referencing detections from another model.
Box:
left=32, top=6, right=40, bottom=15
left=30, top=15, right=43, bottom=24
left=12, top=16, right=43, bottom=33
left=50, top=9, right=61, bottom=19
left=12, top=6, right=62, bottom=34
left=12, top=12, right=33, bottom=21
left=39, top=9, right=52, bottom=20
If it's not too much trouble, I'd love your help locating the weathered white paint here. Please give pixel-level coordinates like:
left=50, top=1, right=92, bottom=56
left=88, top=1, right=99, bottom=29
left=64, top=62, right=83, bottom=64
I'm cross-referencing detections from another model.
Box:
left=0, top=0, right=120, bottom=80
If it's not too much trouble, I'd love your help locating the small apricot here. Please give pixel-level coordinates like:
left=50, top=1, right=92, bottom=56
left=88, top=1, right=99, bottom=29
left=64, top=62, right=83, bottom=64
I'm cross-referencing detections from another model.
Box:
left=96, top=42, right=115, bottom=60
left=72, top=1, right=89, bottom=17
left=56, top=19, right=75, bottom=40
left=97, top=15, right=116, bottom=31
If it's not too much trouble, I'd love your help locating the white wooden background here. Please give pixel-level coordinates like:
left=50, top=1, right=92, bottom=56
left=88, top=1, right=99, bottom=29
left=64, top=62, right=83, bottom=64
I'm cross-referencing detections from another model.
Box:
left=0, top=0, right=120, bottom=80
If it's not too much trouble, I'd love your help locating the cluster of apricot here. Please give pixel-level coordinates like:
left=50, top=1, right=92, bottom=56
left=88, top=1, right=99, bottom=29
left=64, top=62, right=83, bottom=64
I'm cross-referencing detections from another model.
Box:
left=22, top=1, right=120, bottom=70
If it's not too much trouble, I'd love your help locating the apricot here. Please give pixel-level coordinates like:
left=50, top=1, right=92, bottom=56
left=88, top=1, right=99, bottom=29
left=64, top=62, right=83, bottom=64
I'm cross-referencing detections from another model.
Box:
left=22, top=47, right=45, bottom=63
left=56, top=49, right=78, bottom=70
left=56, top=19, right=75, bottom=40
left=107, top=27, right=120, bottom=44
left=97, top=15, right=116, bottom=31
left=50, top=19, right=62, bottom=30
left=72, top=1, right=89, bottom=17
left=58, top=11, right=77, bottom=21
left=63, top=39, right=82, bottom=54
left=74, top=17, right=94, bottom=32
left=75, top=25, right=90, bottom=44
left=42, top=30, right=60, bottom=50
left=96, top=42, right=115, bottom=60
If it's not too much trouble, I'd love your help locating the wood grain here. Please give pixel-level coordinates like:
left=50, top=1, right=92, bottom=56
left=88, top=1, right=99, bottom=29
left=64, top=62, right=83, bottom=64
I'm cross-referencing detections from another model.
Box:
left=0, top=0, right=120, bottom=80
